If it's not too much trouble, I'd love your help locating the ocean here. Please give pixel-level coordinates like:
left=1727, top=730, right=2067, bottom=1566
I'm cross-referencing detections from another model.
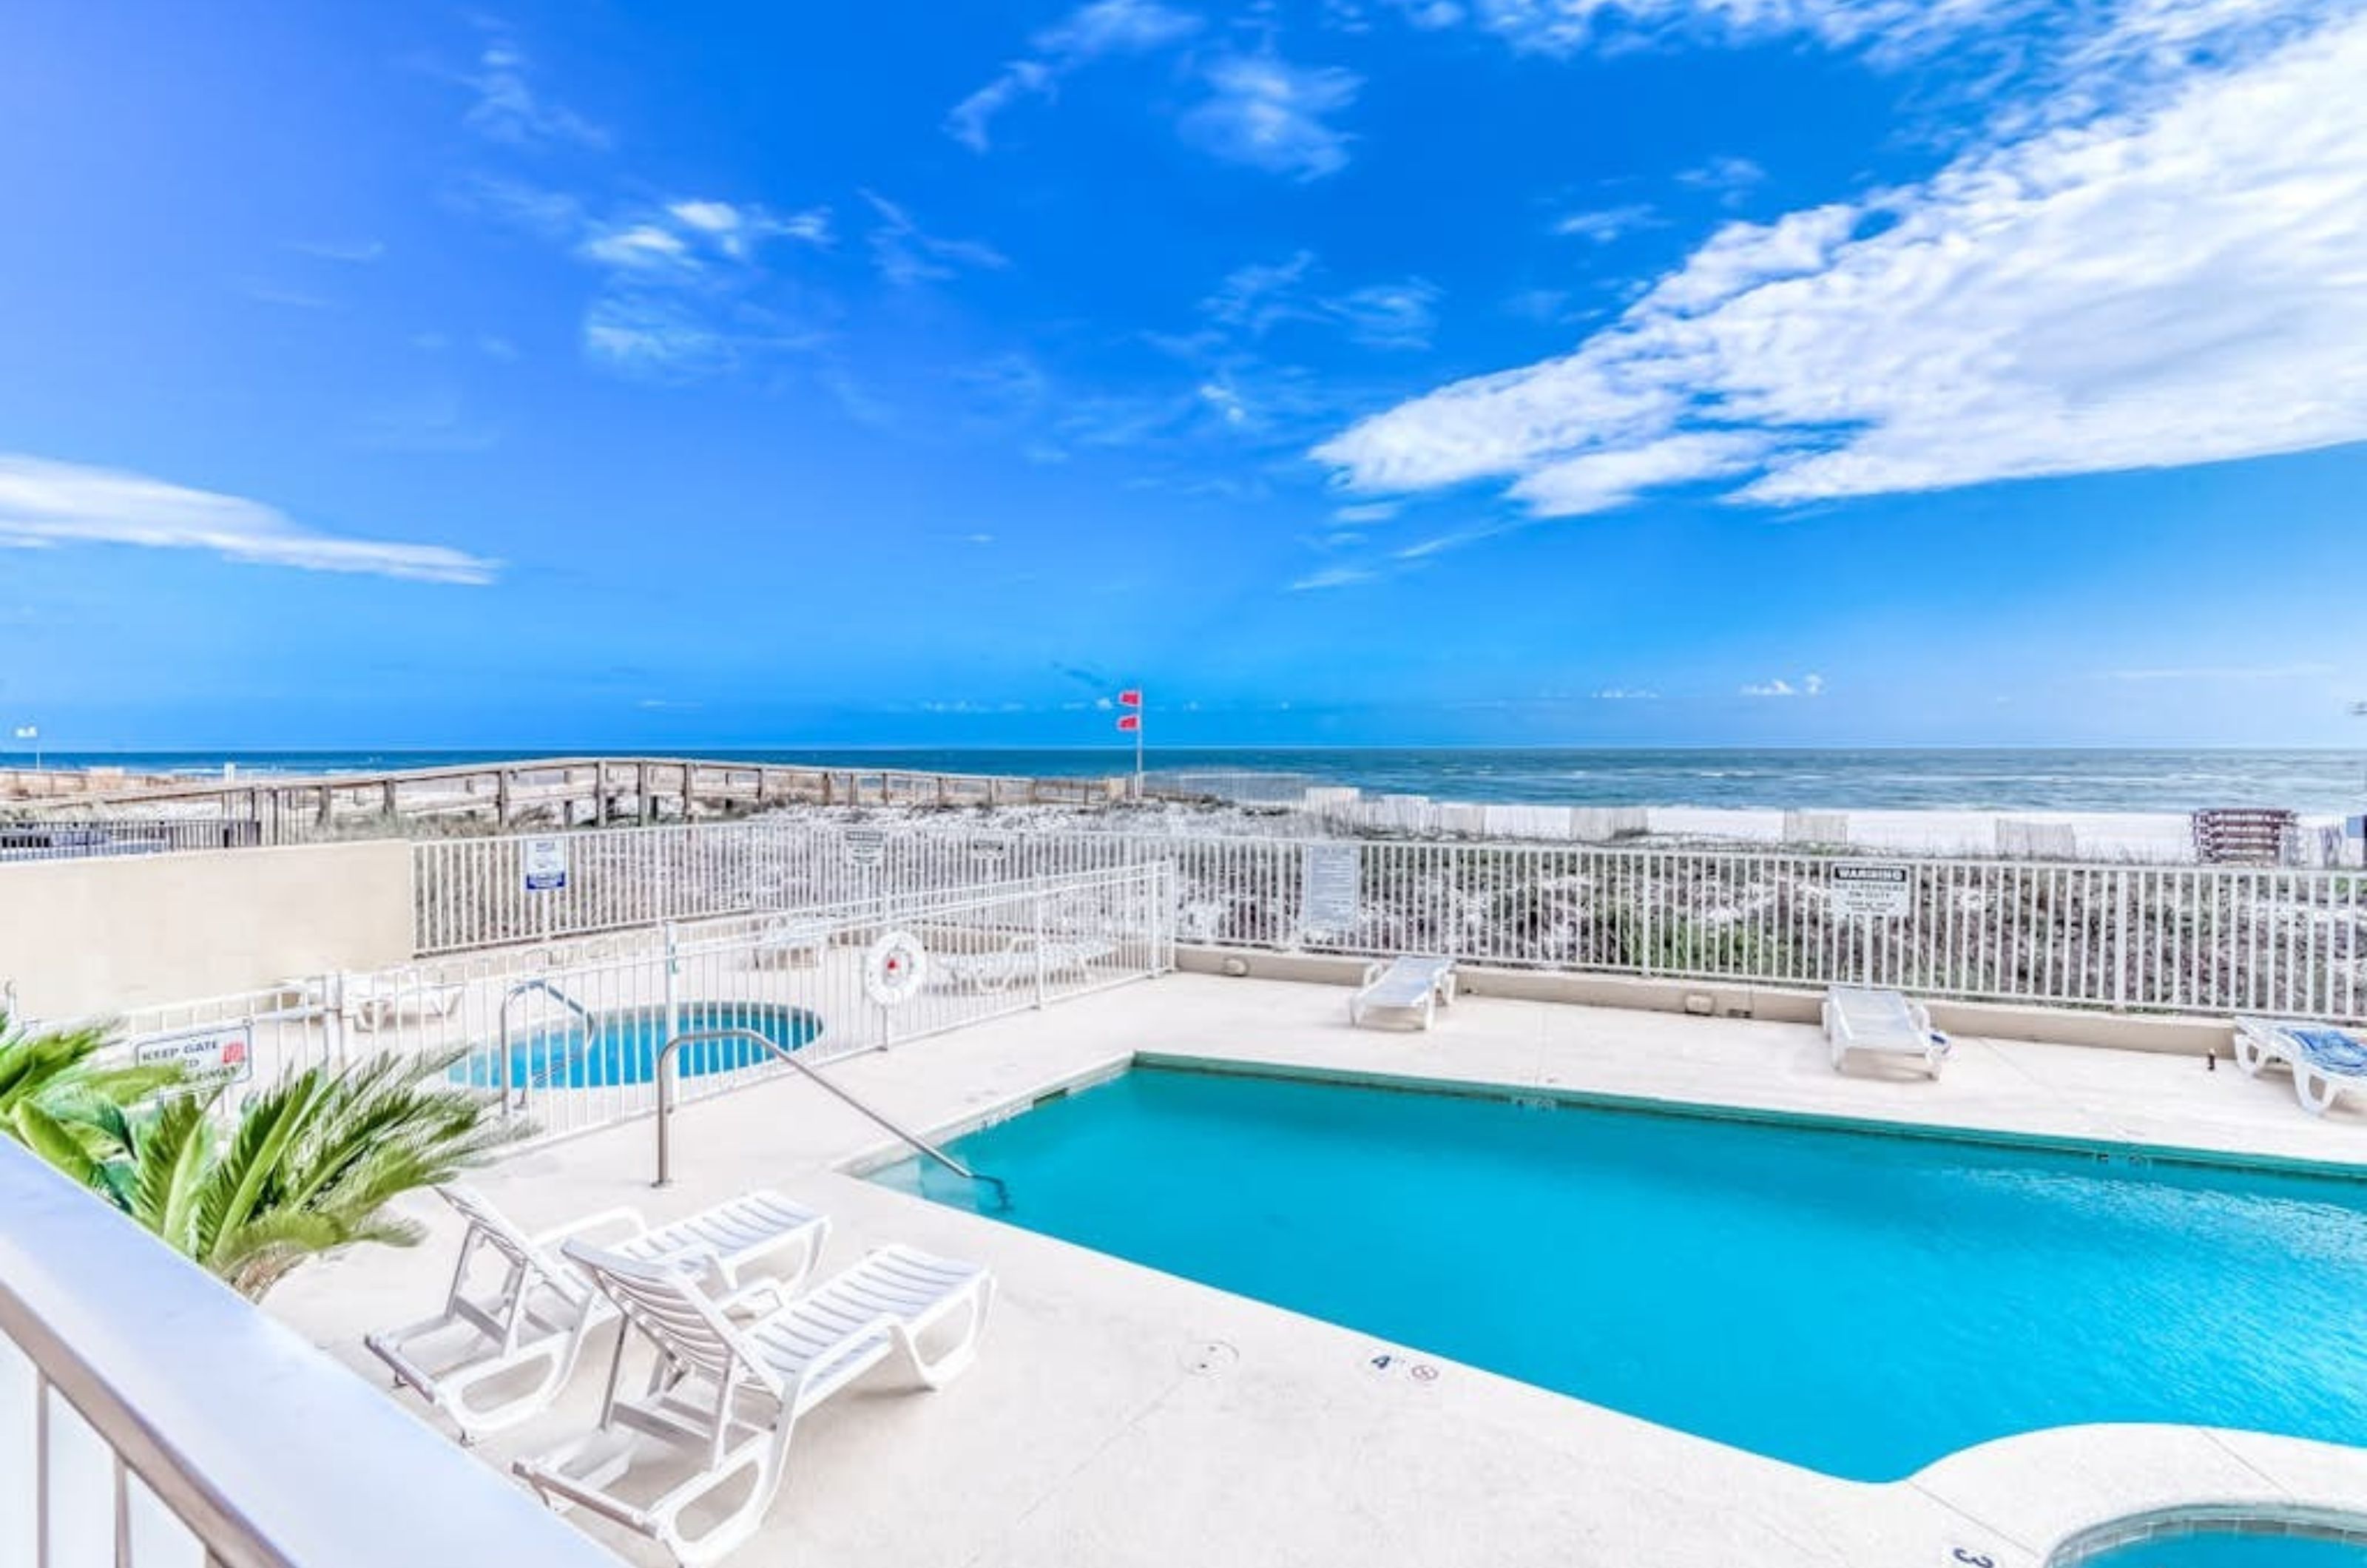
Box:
left=21, top=747, right=2367, bottom=815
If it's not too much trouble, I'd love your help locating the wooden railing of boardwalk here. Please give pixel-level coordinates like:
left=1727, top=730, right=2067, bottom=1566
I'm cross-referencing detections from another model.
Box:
left=8, top=757, right=1141, bottom=842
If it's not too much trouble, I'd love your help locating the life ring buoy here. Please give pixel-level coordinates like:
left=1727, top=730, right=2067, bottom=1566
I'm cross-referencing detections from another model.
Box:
left=864, top=930, right=928, bottom=1006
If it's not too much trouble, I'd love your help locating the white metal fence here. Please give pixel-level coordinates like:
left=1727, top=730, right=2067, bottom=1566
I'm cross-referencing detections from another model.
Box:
left=418, top=823, right=2367, bottom=1021
left=111, top=865, right=1174, bottom=1149
left=0, top=1138, right=617, bottom=1568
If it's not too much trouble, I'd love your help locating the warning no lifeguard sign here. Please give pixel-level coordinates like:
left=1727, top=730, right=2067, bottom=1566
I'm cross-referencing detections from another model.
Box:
left=1831, top=862, right=1914, bottom=919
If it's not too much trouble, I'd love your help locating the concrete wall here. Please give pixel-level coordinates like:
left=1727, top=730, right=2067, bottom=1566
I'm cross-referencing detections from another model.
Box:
left=1175, top=944, right=2238, bottom=1057
left=0, top=841, right=413, bottom=1020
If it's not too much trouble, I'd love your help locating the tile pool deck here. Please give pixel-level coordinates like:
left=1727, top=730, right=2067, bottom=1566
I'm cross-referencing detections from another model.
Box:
left=271, top=973, right=2367, bottom=1568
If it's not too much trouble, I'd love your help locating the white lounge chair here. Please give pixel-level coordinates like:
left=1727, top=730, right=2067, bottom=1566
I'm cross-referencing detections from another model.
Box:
left=1824, top=986, right=1951, bottom=1077
left=516, top=1241, right=992, bottom=1568
left=933, top=936, right=1116, bottom=994
left=292, top=969, right=465, bottom=1032
left=1349, top=955, right=1457, bottom=1030
left=749, top=916, right=832, bottom=970
left=2233, top=1016, right=2367, bottom=1115
left=366, top=1184, right=827, bottom=1443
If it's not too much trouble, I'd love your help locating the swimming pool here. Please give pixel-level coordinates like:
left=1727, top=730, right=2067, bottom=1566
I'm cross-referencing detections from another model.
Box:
left=872, top=1064, right=2367, bottom=1480
left=457, top=1001, right=820, bottom=1090
left=2064, top=1524, right=2367, bottom=1568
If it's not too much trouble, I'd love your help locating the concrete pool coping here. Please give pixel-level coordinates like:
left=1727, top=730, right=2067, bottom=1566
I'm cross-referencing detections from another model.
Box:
left=269, top=972, right=2367, bottom=1568
left=840, top=1049, right=2367, bottom=1186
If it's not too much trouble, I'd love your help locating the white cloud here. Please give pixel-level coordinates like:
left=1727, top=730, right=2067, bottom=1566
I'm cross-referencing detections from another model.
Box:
left=1510, top=431, right=1768, bottom=516
left=1317, top=8, right=2367, bottom=519
left=862, top=192, right=1009, bottom=288
left=1334, top=500, right=1400, bottom=522
left=0, top=455, right=496, bottom=584
left=580, top=223, right=692, bottom=270
left=949, top=0, right=1203, bottom=151
left=1553, top=202, right=1658, bottom=241
left=1205, top=252, right=1440, bottom=348
left=1290, top=564, right=1380, bottom=589
left=1181, top=54, right=1361, bottom=180
left=1594, top=686, right=1661, bottom=699
left=581, top=200, right=831, bottom=274
left=459, top=27, right=607, bottom=150
left=663, top=198, right=831, bottom=257
left=1741, top=673, right=1826, bottom=697
left=1675, top=154, right=1766, bottom=196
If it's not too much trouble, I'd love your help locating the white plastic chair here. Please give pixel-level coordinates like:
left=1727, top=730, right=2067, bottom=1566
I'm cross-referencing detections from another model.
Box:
left=2233, top=1017, right=2367, bottom=1115
left=1823, top=987, right=1951, bottom=1078
left=366, top=1184, right=827, bottom=1442
left=1349, top=955, right=1457, bottom=1030
left=516, top=1241, right=991, bottom=1568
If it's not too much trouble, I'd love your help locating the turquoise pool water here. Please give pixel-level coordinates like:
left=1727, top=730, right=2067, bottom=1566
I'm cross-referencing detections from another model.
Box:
left=874, top=1066, right=2367, bottom=1480
left=2074, top=1530, right=2367, bottom=1568
left=457, top=1002, right=819, bottom=1089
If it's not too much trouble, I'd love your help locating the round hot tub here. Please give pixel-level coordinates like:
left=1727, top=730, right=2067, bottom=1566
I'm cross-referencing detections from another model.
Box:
left=2056, top=1512, right=2367, bottom=1568
left=456, top=1001, right=821, bottom=1090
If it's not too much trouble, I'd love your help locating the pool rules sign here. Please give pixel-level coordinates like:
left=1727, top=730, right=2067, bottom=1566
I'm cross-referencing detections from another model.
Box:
left=522, top=836, right=569, bottom=893
left=1832, top=862, right=1914, bottom=919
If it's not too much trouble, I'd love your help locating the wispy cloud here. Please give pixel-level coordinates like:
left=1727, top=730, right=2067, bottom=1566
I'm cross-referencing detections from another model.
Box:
left=1553, top=202, right=1658, bottom=241
left=1290, top=564, right=1380, bottom=590
left=1741, top=673, right=1826, bottom=697
left=460, top=177, right=832, bottom=376
left=949, top=0, right=1203, bottom=151
left=1594, top=686, right=1661, bottom=700
left=1675, top=154, right=1765, bottom=197
left=1317, top=8, right=2367, bottom=521
left=456, top=21, right=607, bottom=150
left=0, top=455, right=496, bottom=584
left=1204, top=251, right=1441, bottom=349
left=290, top=239, right=386, bottom=264
left=1181, top=53, right=1361, bottom=180
left=862, top=192, right=1009, bottom=288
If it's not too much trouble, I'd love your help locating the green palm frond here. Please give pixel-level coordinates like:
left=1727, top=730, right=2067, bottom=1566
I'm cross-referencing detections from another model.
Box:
left=0, top=1013, right=186, bottom=1200
left=7, top=1013, right=519, bottom=1302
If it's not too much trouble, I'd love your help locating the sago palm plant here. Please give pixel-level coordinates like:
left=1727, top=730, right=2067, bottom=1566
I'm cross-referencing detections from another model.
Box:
left=0, top=1013, right=182, bottom=1204
left=122, top=1049, right=521, bottom=1300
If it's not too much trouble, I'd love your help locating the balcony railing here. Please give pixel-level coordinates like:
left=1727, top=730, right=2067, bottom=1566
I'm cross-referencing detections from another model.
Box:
left=0, top=1136, right=618, bottom=1567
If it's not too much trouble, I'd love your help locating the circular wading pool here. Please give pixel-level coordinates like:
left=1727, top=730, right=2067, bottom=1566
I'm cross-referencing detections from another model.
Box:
left=456, top=1001, right=821, bottom=1090
left=2057, top=1515, right=2367, bottom=1568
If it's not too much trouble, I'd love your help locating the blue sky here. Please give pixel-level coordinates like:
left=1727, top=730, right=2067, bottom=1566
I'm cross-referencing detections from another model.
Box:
left=2, top=0, right=2364, bottom=750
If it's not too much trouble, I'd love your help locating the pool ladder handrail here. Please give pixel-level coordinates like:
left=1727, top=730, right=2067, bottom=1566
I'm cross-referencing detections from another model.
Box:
left=496, top=979, right=601, bottom=1115
left=652, top=1027, right=1009, bottom=1208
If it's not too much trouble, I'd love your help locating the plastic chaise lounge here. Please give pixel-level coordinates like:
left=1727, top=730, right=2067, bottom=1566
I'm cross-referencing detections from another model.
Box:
left=1823, top=986, right=1951, bottom=1078
left=365, top=1183, right=828, bottom=1443
left=1349, top=955, right=1457, bottom=1030
left=933, top=936, right=1117, bottom=994
left=516, top=1241, right=993, bottom=1568
left=2232, top=1016, right=2367, bottom=1115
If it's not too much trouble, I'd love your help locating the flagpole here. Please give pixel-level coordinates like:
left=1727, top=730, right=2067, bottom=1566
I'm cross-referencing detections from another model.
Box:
left=1135, top=688, right=1144, bottom=798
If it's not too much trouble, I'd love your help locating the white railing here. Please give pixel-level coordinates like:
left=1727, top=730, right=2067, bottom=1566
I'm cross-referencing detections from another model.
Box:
left=0, top=1137, right=617, bottom=1568
left=416, top=823, right=2367, bottom=1021
left=112, top=866, right=1175, bottom=1148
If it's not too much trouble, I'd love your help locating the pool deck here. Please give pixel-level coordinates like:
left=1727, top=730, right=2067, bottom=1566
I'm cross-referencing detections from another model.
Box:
left=271, top=973, right=2367, bottom=1567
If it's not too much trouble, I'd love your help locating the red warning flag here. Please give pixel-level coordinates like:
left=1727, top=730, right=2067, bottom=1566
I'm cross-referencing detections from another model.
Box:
left=1117, top=689, right=1141, bottom=706
left=1116, top=714, right=1141, bottom=732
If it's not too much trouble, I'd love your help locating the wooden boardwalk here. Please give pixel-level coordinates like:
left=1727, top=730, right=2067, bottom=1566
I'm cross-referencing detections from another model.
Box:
left=4, top=756, right=1138, bottom=842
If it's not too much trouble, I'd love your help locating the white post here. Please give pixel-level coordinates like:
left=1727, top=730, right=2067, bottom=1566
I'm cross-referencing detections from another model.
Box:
left=1033, top=888, right=1048, bottom=1009
left=663, top=921, right=681, bottom=1064
left=1134, top=688, right=1144, bottom=798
